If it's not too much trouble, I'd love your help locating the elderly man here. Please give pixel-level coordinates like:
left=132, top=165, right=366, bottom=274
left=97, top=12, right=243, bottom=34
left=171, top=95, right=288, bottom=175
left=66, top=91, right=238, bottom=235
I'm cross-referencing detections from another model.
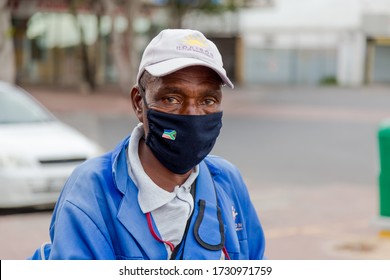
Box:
left=29, top=29, right=265, bottom=260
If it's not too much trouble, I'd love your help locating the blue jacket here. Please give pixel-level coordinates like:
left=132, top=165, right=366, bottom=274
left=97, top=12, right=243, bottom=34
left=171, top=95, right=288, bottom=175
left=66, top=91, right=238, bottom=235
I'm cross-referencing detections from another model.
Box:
left=29, top=136, right=265, bottom=260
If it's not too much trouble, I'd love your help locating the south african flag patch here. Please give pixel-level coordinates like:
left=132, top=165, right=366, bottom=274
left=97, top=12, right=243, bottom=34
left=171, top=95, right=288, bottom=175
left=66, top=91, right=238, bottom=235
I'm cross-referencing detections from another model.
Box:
left=162, top=129, right=177, bottom=140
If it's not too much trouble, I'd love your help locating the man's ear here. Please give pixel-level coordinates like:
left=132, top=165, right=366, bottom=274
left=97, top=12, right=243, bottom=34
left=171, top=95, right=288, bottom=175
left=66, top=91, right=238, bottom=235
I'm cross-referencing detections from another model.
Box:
left=130, top=86, right=144, bottom=122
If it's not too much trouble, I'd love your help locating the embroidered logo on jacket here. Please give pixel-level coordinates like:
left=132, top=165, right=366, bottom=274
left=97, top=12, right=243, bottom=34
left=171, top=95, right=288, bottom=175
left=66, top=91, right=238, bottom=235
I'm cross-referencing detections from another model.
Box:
left=232, top=206, right=243, bottom=231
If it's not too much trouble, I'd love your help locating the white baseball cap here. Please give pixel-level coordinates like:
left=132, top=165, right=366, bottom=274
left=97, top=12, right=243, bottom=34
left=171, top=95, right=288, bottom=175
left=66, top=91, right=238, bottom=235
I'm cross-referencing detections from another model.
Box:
left=137, top=29, right=234, bottom=88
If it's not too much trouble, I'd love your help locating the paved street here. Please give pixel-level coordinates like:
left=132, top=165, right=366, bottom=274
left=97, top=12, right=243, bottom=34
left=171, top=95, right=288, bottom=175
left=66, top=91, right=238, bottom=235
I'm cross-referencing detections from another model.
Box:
left=1, top=84, right=390, bottom=259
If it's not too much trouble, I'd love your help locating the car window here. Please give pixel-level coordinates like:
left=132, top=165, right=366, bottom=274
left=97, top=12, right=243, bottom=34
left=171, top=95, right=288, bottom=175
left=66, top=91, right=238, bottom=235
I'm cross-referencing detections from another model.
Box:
left=0, top=87, right=54, bottom=124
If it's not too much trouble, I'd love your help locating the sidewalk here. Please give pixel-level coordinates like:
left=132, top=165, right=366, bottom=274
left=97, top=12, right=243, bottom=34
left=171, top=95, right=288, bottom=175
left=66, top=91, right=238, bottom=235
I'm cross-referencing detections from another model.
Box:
left=26, top=84, right=132, bottom=116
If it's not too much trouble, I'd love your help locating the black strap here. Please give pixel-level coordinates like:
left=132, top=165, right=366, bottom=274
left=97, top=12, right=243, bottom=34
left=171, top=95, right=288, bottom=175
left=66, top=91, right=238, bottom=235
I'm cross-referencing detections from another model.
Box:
left=193, top=199, right=225, bottom=251
left=170, top=180, right=197, bottom=260
left=170, top=165, right=227, bottom=258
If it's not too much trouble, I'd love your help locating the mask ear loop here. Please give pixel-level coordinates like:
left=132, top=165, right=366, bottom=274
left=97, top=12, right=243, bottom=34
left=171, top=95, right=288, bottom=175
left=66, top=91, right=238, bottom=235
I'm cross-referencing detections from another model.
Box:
left=138, top=83, right=151, bottom=110
left=138, top=84, right=151, bottom=143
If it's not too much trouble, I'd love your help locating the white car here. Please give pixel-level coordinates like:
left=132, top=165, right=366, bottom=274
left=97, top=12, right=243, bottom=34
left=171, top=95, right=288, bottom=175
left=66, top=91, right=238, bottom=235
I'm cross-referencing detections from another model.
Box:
left=0, top=81, right=103, bottom=208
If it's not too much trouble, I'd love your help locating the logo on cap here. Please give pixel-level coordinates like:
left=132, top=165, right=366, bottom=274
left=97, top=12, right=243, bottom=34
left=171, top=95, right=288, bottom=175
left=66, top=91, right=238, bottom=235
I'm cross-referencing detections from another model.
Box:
left=162, top=129, right=177, bottom=140
left=176, top=33, right=214, bottom=59
left=182, top=34, right=208, bottom=47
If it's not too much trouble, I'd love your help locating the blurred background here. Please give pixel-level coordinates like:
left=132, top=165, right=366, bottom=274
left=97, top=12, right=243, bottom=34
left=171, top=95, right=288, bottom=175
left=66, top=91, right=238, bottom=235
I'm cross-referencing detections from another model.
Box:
left=1, top=0, right=390, bottom=259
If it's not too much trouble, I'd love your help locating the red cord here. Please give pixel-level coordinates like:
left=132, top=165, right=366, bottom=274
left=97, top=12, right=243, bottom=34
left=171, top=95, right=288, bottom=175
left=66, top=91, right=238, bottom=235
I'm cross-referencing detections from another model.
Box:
left=146, top=212, right=175, bottom=252
left=146, top=212, right=230, bottom=259
left=222, top=247, right=231, bottom=260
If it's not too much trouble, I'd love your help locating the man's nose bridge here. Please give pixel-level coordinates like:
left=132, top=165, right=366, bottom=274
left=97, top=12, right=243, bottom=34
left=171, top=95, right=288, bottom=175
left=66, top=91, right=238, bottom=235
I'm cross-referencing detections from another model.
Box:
left=184, top=99, right=201, bottom=115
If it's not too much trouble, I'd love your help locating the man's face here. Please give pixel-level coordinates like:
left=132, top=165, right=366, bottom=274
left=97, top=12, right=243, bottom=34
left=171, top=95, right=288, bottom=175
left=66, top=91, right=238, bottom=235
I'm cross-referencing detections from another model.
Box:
left=133, top=65, right=223, bottom=135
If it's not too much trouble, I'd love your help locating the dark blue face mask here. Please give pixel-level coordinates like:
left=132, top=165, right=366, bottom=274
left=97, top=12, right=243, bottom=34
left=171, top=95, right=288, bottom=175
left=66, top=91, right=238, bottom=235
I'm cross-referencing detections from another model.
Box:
left=145, top=109, right=223, bottom=174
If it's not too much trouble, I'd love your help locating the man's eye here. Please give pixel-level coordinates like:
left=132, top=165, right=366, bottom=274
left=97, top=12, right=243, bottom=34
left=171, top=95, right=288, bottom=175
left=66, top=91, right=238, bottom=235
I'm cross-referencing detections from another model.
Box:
left=164, top=97, right=180, bottom=104
left=204, top=98, right=217, bottom=106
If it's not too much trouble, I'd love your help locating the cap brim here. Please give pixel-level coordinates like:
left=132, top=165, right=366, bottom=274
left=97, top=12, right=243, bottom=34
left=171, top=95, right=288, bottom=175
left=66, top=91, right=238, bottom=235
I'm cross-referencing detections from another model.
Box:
left=144, top=57, right=234, bottom=89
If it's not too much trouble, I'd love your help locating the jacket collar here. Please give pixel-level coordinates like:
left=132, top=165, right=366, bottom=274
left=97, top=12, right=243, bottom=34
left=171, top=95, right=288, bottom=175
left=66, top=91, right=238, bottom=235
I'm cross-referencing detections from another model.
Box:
left=113, top=137, right=168, bottom=259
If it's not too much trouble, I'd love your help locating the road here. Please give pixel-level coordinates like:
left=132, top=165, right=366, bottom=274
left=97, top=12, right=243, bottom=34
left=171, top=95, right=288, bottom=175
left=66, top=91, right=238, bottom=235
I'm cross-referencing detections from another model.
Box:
left=1, top=84, right=390, bottom=259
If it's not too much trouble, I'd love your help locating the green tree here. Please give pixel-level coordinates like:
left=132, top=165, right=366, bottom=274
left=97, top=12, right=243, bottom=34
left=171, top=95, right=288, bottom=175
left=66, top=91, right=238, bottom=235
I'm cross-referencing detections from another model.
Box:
left=162, top=0, right=242, bottom=28
left=67, top=0, right=97, bottom=91
left=101, top=0, right=141, bottom=92
left=65, top=0, right=141, bottom=93
left=0, top=0, right=16, bottom=83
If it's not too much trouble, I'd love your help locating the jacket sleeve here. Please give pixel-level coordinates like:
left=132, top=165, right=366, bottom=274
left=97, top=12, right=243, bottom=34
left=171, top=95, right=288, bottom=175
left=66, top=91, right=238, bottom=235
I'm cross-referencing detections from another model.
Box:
left=244, top=194, right=266, bottom=260
left=230, top=165, right=266, bottom=260
left=48, top=200, right=116, bottom=260
left=206, top=156, right=266, bottom=260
